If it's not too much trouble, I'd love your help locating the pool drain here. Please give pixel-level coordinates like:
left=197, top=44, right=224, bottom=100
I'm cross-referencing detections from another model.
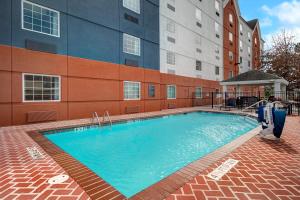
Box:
left=26, top=146, right=44, bottom=160
left=48, top=174, right=69, bottom=184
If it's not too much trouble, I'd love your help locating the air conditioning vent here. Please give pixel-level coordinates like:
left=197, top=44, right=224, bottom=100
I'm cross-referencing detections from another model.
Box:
left=25, top=39, right=57, bottom=54
left=124, top=13, right=139, bottom=24
left=125, top=59, right=139, bottom=67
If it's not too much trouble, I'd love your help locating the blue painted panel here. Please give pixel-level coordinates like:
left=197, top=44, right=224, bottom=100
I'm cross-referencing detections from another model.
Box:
left=144, top=0, right=159, bottom=44
left=11, top=0, right=67, bottom=54
left=0, top=0, right=12, bottom=45
left=68, top=0, right=119, bottom=30
left=144, top=41, right=159, bottom=70
left=147, top=0, right=159, bottom=6
left=29, top=0, right=67, bottom=12
left=68, top=16, right=120, bottom=64
left=119, top=1, right=144, bottom=39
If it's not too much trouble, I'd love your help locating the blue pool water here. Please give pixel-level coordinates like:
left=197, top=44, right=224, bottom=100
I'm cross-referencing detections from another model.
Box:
left=45, top=112, right=257, bottom=197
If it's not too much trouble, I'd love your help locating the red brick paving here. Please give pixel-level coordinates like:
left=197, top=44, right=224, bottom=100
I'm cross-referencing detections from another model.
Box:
left=0, top=107, right=299, bottom=200
left=165, top=116, right=300, bottom=200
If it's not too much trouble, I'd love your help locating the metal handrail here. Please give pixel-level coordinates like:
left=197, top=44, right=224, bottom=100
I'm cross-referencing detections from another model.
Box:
left=242, top=100, right=267, bottom=112
left=92, top=112, right=101, bottom=127
left=103, top=111, right=112, bottom=127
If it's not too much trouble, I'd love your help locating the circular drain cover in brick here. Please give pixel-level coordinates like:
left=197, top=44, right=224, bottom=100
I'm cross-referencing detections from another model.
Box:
left=48, top=174, right=69, bottom=184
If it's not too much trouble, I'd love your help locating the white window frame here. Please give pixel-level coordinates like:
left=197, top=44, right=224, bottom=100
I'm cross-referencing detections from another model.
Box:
left=229, top=13, right=233, bottom=24
left=215, top=0, right=220, bottom=12
left=22, top=73, right=61, bottom=103
left=195, top=87, right=202, bottom=99
left=196, top=8, right=202, bottom=21
left=123, top=33, right=141, bottom=56
left=21, top=0, right=60, bottom=37
left=215, top=22, right=219, bottom=33
left=167, top=85, right=176, bottom=99
left=123, top=81, right=141, bottom=100
left=229, top=32, right=233, bottom=42
left=123, top=0, right=140, bottom=14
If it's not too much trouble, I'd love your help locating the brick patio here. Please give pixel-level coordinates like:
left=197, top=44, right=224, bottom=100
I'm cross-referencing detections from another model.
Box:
left=0, top=108, right=299, bottom=200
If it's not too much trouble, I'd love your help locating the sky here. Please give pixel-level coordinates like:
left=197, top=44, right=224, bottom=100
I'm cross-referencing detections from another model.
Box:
left=238, top=0, right=300, bottom=48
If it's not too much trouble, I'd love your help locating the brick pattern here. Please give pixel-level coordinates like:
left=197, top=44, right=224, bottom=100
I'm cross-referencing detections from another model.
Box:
left=165, top=117, right=300, bottom=200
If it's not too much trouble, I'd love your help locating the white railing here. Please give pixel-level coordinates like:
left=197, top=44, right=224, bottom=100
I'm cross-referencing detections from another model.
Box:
left=103, top=111, right=112, bottom=127
left=242, top=100, right=267, bottom=112
left=91, top=112, right=101, bottom=127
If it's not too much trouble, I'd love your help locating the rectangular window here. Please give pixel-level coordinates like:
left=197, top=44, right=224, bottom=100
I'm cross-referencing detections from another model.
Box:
left=123, top=0, right=140, bottom=14
left=240, top=40, right=243, bottom=49
left=148, top=84, right=155, bottom=97
left=196, top=60, right=202, bottom=71
left=167, top=20, right=175, bottom=33
left=124, top=81, right=140, bottom=100
left=196, top=8, right=202, bottom=21
left=248, top=60, right=251, bottom=67
left=23, top=73, right=60, bottom=102
left=195, top=87, right=202, bottom=99
left=229, top=71, right=234, bottom=78
left=167, top=51, right=175, bottom=65
left=229, top=32, right=233, bottom=42
left=215, top=66, right=220, bottom=75
left=167, top=85, right=176, bottom=99
left=215, top=22, right=219, bottom=33
left=240, top=24, right=243, bottom=33
left=215, top=0, right=220, bottom=12
left=215, top=45, right=220, bottom=54
left=248, top=32, right=251, bottom=39
left=229, top=51, right=233, bottom=61
left=248, top=46, right=251, bottom=54
left=229, top=13, right=233, bottom=24
left=22, top=0, right=60, bottom=37
left=240, top=56, right=243, bottom=63
left=123, top=33, right=140, bottom=56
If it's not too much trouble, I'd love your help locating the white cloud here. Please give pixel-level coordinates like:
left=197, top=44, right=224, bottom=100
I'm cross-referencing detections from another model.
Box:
left=260, top=17, right=272, bottom=27
left=261, top=0, right=300, bottom=25
left=261, top=0, right=300, bottom=48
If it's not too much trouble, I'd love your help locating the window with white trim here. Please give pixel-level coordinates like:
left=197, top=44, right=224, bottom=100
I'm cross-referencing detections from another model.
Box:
left=229, top=32, right=233, bottom=42
left=167, top=85, right=176, bottom=99
left=23, top=74, right=60, bottom=102
left=167, top=51, right=175, bottom=65
left=229, top=13, right=233, bottom=24
left=229, top=51, right=233, bottom=61
left=215, top=0, right=220, bottom=12
left=123, top=33, right=140, bottom=56
left=124, top=81, right=140, bottom=100
left=196, top=8, right=202, bottom=21
left=123, top=0, right=140, bottom=14
left=195, top=87, right=202, bottom=98
left=22, top=0, right=60, bottom=37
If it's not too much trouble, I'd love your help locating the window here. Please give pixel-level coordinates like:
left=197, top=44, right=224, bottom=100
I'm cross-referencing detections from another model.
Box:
left=229, top=51, right=233, bottom=61
left=196, top=8, right=202, bottom=21
left=215, top=22, right=220, bottom=38
left=123, top=33, right=140, bottom=56
left=167, top=20, right=175, bottom=33
left=148, top=84, right=155, bottom=97
left=248, top=32, right=251, bottom=39
left=196, top=60, right=202, bottom=71
left=215, top=0, right=220, bottom=12
left=123, top=0, right=140, bottom=14
left=229, top=32, right=233, bottom=42
left=229, top=71, right=233, bottom=78
left=124, top=81, right=140, bottom=100
left=240, top=56, right=243, bottom=64
left=215, top=66, right=220, bottom=75
left=240, top=40, right=243, bottom=49
left=229, top=14, right=233, bottom=24
left=23, top=73, right=60, bottom=102
left=248, top=46, right=251, bottom=54
left=248, top=60, right=251, bottom=67
left=240, top=24, right=243, bottom=33
left=167, top=51, right=175, bottom=65
left=167, top=85, right=176, bottom=99
left=215, top=45, right=220, bottom=54
left=195, top=87, right=202, bottom=98
left=22, top=0, right=60, bottom=37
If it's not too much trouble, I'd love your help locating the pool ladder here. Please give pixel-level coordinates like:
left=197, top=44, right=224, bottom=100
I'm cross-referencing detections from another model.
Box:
left=91, top=111, right=112, bottom=128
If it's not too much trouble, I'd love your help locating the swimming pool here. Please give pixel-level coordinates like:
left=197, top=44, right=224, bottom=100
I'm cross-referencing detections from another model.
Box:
left=45, top=112, right=257, bottom=197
